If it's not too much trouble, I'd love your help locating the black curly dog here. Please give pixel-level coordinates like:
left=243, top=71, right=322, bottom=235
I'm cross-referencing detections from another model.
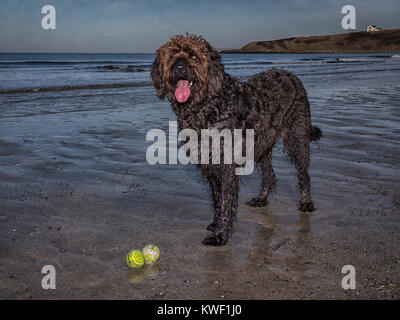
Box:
left=151, top=34, right=322, bottom=246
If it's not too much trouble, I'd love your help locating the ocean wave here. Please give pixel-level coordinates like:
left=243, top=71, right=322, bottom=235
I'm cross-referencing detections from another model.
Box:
left=271, top=60, right=320, bottom=65
left=224, top=60, right=319, bottom=69
left=224, top=60, right=306, bottom=69
left=326, top=59, right=366, bottom=64
left=298, top=67, right=400, bottom=77
left=0, top=60, right=150, bottom=66
left=101, top=65, right=149, bottom=72
left=300, top=58, right=324, bottom=61
left=333, top=57, right=387, bottom=63
left=0, top=82, right=152, bottom=94
left=223, top=61, right=273, bottom=66
left=372, top=55, right=392, bottom=58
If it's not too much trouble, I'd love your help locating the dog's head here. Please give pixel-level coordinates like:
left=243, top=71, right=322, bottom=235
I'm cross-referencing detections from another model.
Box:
left=151, top=34, right=224, bottom=105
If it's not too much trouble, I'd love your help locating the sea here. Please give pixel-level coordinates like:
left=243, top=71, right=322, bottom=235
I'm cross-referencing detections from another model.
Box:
left=0, top=52, right=400, bottom=92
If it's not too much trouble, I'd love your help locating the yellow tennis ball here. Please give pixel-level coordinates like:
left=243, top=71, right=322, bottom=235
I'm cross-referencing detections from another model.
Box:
left=126, top=250, right=145, bottom=269
left=142, top=244, right=160, bottom=265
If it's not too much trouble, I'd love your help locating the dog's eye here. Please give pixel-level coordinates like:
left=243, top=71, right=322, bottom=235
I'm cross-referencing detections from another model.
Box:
left=191, top=55, right=198, bottom=61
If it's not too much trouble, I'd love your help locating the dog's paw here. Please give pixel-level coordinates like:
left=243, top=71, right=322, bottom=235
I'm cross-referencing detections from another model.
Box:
left=206, top=222, right=218, bottom=232
left=299, top=201, right=315, bottom=212
left=202, top=230, right=230, bottom=246
left=246, top=197, right=269, bottom=207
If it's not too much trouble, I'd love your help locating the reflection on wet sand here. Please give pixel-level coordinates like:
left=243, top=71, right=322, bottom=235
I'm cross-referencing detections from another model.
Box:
left=127, top=263, right=160, bottom=284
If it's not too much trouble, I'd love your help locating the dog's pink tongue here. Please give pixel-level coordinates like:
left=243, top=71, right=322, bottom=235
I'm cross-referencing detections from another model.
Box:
left=175, top=80, right=190, bottom=103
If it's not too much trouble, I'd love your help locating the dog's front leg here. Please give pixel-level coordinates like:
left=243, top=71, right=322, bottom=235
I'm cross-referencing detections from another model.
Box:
left=203, top=166, right=239, bottom=246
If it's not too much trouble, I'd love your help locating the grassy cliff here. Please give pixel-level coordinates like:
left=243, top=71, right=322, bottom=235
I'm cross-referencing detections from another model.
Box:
left=223, top=29, right=400, bottom=53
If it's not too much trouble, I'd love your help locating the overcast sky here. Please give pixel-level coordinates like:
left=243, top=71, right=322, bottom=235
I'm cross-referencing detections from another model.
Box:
left=0, top=0, right=399, bottom=53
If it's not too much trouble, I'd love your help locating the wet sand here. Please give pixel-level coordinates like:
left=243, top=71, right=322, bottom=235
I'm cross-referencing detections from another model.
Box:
left=0, top=77, right=399, bottom=299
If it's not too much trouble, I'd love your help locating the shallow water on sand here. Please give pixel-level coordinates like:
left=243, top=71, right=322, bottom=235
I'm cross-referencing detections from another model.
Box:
left=0, top=53, right=399, bottom=299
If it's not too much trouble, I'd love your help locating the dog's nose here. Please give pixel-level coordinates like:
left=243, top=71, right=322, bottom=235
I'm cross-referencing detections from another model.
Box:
left=175, top=61, right=187, bottom=70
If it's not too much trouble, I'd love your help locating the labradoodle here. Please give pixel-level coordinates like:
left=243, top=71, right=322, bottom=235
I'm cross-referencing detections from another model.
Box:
left=151, top=34, right=322, bottom=246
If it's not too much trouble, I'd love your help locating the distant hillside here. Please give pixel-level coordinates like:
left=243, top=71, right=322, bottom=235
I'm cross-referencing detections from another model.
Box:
left=222, top=29, right=400, bottom=53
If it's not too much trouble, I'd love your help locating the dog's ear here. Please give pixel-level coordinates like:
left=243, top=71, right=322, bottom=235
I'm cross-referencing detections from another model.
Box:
left=151, top=49, right=166, bottom=100
left=207, top=48, right=224, bottom=97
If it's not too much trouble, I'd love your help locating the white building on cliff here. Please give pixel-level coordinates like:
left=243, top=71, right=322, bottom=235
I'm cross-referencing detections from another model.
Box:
left=366, top=25, right=382, bottom=32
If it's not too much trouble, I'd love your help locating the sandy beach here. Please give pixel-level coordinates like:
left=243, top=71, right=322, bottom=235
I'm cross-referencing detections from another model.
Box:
left=0, top=53, right=399, bottom=299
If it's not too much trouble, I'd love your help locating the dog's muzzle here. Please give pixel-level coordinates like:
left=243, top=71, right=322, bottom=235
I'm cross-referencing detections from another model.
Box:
left=172, top=61, right=194, bottom=103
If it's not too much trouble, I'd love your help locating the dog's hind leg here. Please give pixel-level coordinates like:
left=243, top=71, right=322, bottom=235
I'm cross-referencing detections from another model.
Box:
left=246, top=151, right=276, bottom=207
left=206, top=179, right=221, bottom=232
left=203, top=166, right=239, bottom=246
left=282, top=122, right=315, bottom=212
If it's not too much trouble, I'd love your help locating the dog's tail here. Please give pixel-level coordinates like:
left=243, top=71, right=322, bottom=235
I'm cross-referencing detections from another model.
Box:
left=310, top=126, right=322, bottom=142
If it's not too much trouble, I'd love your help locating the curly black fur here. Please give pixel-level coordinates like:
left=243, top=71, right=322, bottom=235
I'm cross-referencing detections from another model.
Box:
left=151, top=34, right=322, bottom=246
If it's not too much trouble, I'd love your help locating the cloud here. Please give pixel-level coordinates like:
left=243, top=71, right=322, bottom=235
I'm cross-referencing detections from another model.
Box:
left=0, top=0, right=398, bottom=52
